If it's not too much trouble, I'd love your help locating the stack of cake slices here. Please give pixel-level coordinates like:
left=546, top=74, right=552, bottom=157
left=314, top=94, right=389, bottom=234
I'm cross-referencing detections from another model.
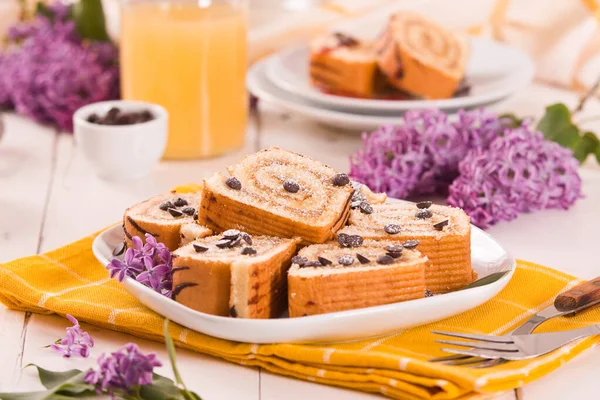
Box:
left=121, top=147, right=475, bottom=318
left=309, top=12, right=469, bottom=100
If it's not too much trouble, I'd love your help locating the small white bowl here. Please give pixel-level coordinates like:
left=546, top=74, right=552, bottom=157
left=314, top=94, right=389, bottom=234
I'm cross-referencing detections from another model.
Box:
left=73, top=100, right=168, bottom=181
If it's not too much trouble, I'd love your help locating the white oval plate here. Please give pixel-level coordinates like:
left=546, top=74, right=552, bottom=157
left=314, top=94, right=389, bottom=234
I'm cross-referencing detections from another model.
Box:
left=93, top=201, right=515, bottom=344
left=266, top=38, right=534, bottom=113
left=247, top=59, right=406, bottom=132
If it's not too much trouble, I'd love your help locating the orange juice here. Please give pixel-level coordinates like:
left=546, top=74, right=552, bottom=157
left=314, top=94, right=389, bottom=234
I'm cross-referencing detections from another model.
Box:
left=120, top=1, right=247, bottom=159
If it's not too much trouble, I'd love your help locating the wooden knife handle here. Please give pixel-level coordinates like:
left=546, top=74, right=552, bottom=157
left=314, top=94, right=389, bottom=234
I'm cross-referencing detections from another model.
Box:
left=554, top=277, right=600, bottom=312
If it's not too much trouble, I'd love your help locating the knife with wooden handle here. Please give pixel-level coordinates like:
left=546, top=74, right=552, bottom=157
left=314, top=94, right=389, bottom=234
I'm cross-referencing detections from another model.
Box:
left=511, top=278, right=600, bottom=335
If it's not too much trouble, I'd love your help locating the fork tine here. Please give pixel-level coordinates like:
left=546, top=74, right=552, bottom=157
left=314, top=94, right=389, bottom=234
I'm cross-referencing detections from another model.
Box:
left=442, top=356, right=491, bottom=366
left=470, top=359, right=509, bottom=369
left=429, top=354, right=473, bottom=363
left=431, top=330, right=512, bottom=343
left=441, top=347, right=526, bottom=360
left=436, top=339, right=519, bottom=352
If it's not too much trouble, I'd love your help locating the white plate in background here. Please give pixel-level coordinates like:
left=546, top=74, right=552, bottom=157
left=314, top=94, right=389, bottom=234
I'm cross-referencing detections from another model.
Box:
left=92, top=199, right=515, bottom=344
left=266, top=38, right=535, bottom=113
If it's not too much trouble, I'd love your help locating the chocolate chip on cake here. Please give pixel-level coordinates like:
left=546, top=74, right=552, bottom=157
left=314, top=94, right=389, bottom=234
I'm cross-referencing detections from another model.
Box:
left=193, top=244, right=209, bottom=253
left=356, top=253, right=370, bottom=264
left=112, top=242, right=126, bottom=257
left=337, top=233, right=349, bottom=246
left=338, top=255, right=355, bottom=266
left=229, top=236, right=242, bottom=248
left=344, top=234, right=364, bottom=248
left=331, top=173, right=350, bottom=187
left=415, top=209, right=433, bottom=219
left=168, top=208, right=183, bottom=217
left=229, top=305, right=238, bottom=318
left=241, top=232, right=252, bottom=245
left=215, top=239, right=232, bottom=248
left=159, top=201, right=174, bottom=211
left=292, top=256, right=308, bottom=266
left=433, top=219, right=449, bottom=230
left=416, top=201, right=433, bottom=209
left=376, top=254, right=395, bottom=265
left=304, top=260, right=323, bottom=267
left=226, top=177, right=242, bottom=190
left=173, top=197, right=188, bottom=207
left=193, top=210, right=199, bottom=221
left=359, top=202, right=373, bottom=214
left=350, top=200, right=362, bottom=209
left=384, top=224, right=402, bottom=235
left=333, top=32, right=359, bottom=47
left=241, top=246, right=257, bottom=255
left=181, top=207, right=195, bottom=216
left=402, top=240, right=419, bottom=249
left=385, top=244, right=403, bottom=258
left=425, top=289, right=433, bottom=297
left=223, top=229, right=241, bottom=239
left=283, top=179, right=300, bottom=193
left=318, top=256, right=333, bottom=266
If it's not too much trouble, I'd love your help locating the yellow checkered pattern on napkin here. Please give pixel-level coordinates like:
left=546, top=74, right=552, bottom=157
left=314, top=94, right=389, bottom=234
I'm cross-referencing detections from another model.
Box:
left=1, top=231, right=599, bottom=399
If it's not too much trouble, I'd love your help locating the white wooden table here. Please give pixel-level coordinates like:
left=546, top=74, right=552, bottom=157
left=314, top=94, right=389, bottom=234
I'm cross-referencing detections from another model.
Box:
left=1, top=83, right=599, bottom=400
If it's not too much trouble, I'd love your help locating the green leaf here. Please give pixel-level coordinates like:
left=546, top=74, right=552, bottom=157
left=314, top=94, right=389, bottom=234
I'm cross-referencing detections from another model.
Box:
left=552, top=125, right=580, bottom=148
left=163, top=320, right=202, bottom=400
left=24, top=364, right=95, bottom=397
left=0, top=392, right=50, bottom=400
left=537, top=103, right=574, bottom=141
left=72, top=0, right=110, bottom=42
left=573, top=132, right=600, bottom=162
left=26, top=364, right=82, bottom=390
left=596, top=144, right=600, bottom=164
left=499, top=113, right=524, bottom=128
left=35, top=2, right=54, bottom=20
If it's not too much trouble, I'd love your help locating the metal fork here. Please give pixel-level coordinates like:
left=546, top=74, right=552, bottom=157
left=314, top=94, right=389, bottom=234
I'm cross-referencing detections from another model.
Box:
left=433, top=324, right=600, bottom=360
left=429, top=276, right=600, bottom=367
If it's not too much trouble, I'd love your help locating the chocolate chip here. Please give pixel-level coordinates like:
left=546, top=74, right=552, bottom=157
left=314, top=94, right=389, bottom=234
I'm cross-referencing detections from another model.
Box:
left=338, top=255, right=354, bottom=266
left=333, top=32, right=359, bottom=47
left=386, top=251, right=402, bottom=259
left=193, top=244, right=209, bottom=253
left=112, top=242, right=126, bottom=257
left=226, top=177, right=242, bottom=190
left=241, top=246, right=257, bottom=255
left=292, top=256, right=308, bottom=266
left=356, top=253, right=370, bottom=264
left=173, top=197, right=188, bottom=207
left=223, top=229, right=241, bottom=239
left=402, top=240, right=419, bottom=249
left=331, top=173, right=350, bottom=187
left=416, top=201, right=433, bottom=209
left=415, top=209, right=433, bottom=219
left=168, top=208, right=183, bottom=217
left=385, top=244, right=403, bottom=253
left=305, top=260, right=323, bottom=267
left=228, top=236, right=242, bottom=248
left=384, top=224, right=401, bottom=235
left=215, top=239, right=232, bottom=248
left=318, top=256, right=333, bottom=266
left=230, top=306, right=237, bottom=318
left=376, top=254, right=395, bottom=265
left=433, top=219, right=449, bottom=230
left=359, top=202, right=373, bottom=214
left=425, top=289, right=433, bottom=297
left=350, top=200, right=362, bottom=209
left=283, top=179, right=300, bottom=193
left=181, top=207, right=195, bottom=216
left=87, top=113, right=99, bottom=123
left=159, top=201, right=174, bottom=211
left=193, top=210, right=199, bottom=221
left=241, top=232, right=252, bottom=245
left=339, top=234, right=363, bottom=248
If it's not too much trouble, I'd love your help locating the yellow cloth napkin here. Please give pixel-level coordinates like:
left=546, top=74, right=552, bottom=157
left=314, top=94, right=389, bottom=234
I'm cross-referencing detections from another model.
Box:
left=1, top=231, right=600, bottom=400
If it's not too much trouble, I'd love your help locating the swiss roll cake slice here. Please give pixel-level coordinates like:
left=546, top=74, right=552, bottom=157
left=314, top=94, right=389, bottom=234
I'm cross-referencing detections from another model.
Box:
left=375, top=12, right=468, bottom=99
left=199, top=147, right=354, bottom=244
left=288, top=240, right=427, bottom=317
left=310, top=32, right=387, bottom=98
left=337, top=201, right=473, bottom=293
left=123, top=191, right=211, bottom=251
left=172, top=232, right=300, bottom=319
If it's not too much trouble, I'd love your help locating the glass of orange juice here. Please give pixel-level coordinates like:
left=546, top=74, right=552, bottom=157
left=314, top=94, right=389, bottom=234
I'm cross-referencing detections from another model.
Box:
left=120, top=0, right=247, bottom=159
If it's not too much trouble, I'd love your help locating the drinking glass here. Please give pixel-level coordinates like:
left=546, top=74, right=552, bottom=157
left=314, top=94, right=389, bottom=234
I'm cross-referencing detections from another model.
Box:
left=120, top=0, right=248, bottom=159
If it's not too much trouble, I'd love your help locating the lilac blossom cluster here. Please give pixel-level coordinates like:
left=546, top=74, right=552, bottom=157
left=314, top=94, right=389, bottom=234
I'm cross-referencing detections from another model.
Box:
left=107, top=234, right=173, bottom=297
left=50, top=314, right=94, bottom=358
left=350, top=108, right=583, bottom=228
left=0, top=2, right=119, bottom=131
left=84, top=343, right=162, bottom=397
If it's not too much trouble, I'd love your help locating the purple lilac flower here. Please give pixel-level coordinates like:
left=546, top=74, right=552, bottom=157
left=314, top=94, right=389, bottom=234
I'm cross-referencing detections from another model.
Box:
left=84, top=343, right=162, bottom=397
left=106, top=234, right=173, bottom=297
left=50, top=314, right=94, bottom=358
left=0, top=2, right=119, bottom=131
left=448, top=125, right=582, bottom=228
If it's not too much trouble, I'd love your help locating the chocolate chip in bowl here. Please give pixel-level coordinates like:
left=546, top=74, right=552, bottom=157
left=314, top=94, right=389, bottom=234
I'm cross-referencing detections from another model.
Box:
left=87, top=107, right=155, bottom=126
